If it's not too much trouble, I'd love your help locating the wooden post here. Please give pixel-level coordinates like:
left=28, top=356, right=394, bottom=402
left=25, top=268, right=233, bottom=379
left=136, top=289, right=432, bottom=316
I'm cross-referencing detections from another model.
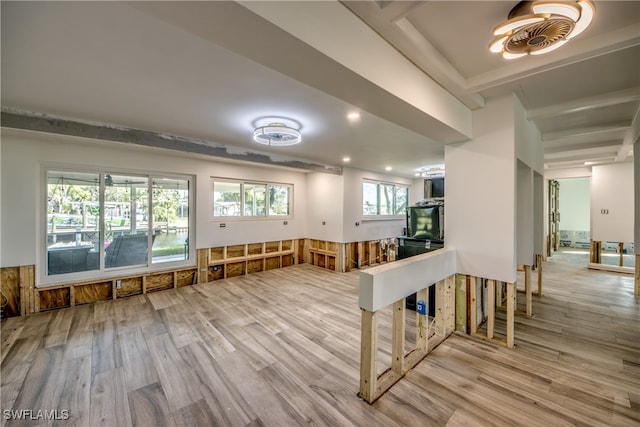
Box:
left=416, top=288, right=428, bottom=352
left=197, top=249, right=208, bottom=284
left=537, top=254, right=543, bottom=297
left=619, top=242, right=624, bottom=267
left=359, top=309, right=377, bottom=403
left=506, top=282, right=515, bottom=349
left=525, top=265, right=532, bottom=318
left=435, top=280, right=445, bottom=339
left=469, top=276, right=478, bottom=334
left=444, top=275, right=456, bottom=335
left=590, top=240, right=602, bottom=264
left=635, top=255, right=639, bottom=297
left=487, top=280, right=495, bottom=340
left=19, top=265, right=35, bottom=315
left=391, top=300, right=405, bottom=375
left=496, top=281, right=503, bottom=307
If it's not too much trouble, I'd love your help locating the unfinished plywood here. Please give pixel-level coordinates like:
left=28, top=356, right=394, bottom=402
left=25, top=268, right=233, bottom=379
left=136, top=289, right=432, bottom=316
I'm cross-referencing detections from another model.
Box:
left=226, top=245, right=245, bottom=259
left=176, top=269, right=196, bottom=288
left=247, top=243, right=263, bottom=256
left=265, top=241, right=280, bottom=253
left=282, top=255, right=294, bottom=268
left=39, top=287, right=71, bottom=311
left=226, top=261, right=245, bottom=278
left=0, top=267, right=20, bottom=318
left=265, top=256, right=280, bottom=271
left=117, top=277, right=143, bottom=298
left=209, top=265, right=224, bottom=281
left=281, top=240, right=293, bottom=252
left=146, top=272, right=174, bottom=293
left=75, top=282, right=112, bottom=305
left=209, top=247, right=225, bottom=262
left=247, top=259, right=263, bottom=274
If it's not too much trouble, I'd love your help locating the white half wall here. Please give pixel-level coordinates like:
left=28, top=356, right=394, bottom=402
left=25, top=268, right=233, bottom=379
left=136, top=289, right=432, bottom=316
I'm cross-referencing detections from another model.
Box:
left=591, top=162, right=634, bottom=243
left=445, top=95, right=517, bottom=283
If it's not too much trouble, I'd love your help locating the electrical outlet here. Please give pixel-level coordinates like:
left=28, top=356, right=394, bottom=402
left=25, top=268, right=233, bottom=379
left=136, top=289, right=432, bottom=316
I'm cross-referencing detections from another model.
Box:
left=116, top=279, right=122, bottom=289
left=220, top=223, right=226, bottom=228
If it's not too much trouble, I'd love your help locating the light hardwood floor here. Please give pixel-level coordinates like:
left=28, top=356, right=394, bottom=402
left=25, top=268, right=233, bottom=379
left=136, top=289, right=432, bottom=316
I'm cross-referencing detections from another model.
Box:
left=1, top=255, right=638, bottom=426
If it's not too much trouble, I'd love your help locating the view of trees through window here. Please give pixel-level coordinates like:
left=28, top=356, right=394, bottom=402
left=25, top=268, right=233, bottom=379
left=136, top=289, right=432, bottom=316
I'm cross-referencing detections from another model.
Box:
left=46, top=170, right=191, bottom=277
left=213, top=179, right=292, bottom=218
left=362, top=181, right=409, bottom=217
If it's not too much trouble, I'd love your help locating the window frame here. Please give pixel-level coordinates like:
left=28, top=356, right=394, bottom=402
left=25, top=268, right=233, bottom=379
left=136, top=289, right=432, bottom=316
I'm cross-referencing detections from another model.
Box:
left=211, top=178, right=293, bottom=220
left=42, top=165, right=195, bottom=286
left=361, top=179, right=409, bottom=219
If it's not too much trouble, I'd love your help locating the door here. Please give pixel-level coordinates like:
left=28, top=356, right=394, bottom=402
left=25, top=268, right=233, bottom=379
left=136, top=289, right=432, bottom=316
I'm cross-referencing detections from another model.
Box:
left=547, top=180, right=560, bottom=256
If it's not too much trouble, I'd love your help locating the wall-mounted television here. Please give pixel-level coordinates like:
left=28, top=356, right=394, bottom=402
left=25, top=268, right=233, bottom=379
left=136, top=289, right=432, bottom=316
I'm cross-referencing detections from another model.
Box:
left=424, top=177, right=445, bottom=198
left=406, top=205, right=444, bottom=242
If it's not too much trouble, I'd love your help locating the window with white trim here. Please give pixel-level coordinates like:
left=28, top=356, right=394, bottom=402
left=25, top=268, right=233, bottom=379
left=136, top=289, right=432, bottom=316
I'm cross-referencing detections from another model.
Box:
left=212, top=179, right=292, bottom=219
left=46, top=169, right=192, bottom=278
left=362, top=180, right=409, bottom=217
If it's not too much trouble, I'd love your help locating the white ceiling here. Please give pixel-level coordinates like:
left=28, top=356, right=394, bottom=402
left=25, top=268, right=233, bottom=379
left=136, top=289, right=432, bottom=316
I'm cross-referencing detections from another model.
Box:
left=2, top=1, right=639, bottom=177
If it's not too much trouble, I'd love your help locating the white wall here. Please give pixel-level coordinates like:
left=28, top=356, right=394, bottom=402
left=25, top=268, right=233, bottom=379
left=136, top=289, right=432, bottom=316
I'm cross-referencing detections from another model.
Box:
left=0, top=129, right=308, bottom=271
left=445, top=95, right=517, bottom=283
left=517, top=161, right=534, bottom=264
left=305, top=172, right=344, bottom=242
left=341, top=167, right=412, bottom=243
left=591, top=162, right=634, bottom=243
left=558, top=178, right=590, bottom=232
left=636, top=141, right=640, bottom=255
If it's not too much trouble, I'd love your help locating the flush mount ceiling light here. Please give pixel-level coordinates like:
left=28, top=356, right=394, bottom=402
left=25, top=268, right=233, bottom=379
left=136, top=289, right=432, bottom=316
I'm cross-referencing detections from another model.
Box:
left=252, top=122, right=302, bottom=146
left=489, top=0, right=595, bottom=59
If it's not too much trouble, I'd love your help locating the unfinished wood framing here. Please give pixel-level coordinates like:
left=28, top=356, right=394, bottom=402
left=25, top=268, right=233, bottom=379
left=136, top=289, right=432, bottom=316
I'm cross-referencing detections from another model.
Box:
left=306, top=239, right=339, bottom=272
left=468, top=273, right=516, bottom=350
left=203, top=240, right=299, bottom=280
left=524, top=265, right=532, bottom=318
left=590, top=240, right=602, bottom=264
left=359, top=275, right=455, bottom=404
left=343, top=239, right=395, bottom=272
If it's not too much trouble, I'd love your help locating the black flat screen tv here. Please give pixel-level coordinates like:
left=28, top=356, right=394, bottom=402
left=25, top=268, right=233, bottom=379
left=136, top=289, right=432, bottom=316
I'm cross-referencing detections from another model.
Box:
left=406, top=205, right=443, bottom=241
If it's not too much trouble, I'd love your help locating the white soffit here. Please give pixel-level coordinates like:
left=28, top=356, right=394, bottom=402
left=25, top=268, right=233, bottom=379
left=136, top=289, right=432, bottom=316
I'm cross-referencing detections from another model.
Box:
left=237, top=0, right=472, bottom=142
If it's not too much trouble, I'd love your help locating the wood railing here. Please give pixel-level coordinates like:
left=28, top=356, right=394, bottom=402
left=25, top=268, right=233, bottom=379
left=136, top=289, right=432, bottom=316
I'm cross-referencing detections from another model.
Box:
left=358, top=248, right=456, bottom=404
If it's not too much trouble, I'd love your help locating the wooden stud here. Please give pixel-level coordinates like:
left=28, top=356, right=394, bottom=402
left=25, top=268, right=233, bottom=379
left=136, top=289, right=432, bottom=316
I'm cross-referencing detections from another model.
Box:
left=469, top=276, right=478, bottom=334
left=435, top=280, right=445, bottom=339
left=506, top=282, right=515, bottom=349
left=359, top=309, right=377, bottom=403
left=70, top=285, right=76, bottom=307
left=496, top=281, right=503, bottom=307
left=537, top=254, right=543, bottom=297
left=444, top=275, right=456, bottom=335
left=416, top=288, right=428, bottom=352
left=635, top=255, right=639, bottom=297
left=487, top=280, right=495, bottom=340
left=197, top=249, right=208, bottom=284
left=619, top=242, right=624, bottom=267
left=525, top=265, right=532, bottom=318
left=391, top=300, right=405, bottom=375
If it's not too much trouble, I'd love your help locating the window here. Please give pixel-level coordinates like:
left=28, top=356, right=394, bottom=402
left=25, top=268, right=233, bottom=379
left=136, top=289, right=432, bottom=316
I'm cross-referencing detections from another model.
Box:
left=212, top=179, right=292, bottom=219
left=46, top=169, right=192, bottom=278
left=362, top=180, right=409, bottom=217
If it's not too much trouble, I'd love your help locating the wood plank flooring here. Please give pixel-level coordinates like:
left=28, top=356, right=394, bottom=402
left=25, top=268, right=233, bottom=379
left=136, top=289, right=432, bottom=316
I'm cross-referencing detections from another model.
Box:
left=1, top=255, right=638, bottom=426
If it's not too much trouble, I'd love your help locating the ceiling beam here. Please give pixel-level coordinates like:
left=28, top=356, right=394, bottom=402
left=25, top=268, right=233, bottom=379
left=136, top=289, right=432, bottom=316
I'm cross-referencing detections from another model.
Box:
left=616, top=105, right=640, bottom=161
left=528, top=87, right=640, bottom=119
left=466, top=23, right=640, bottom=93
left=542, top=125, right=629, bottom=145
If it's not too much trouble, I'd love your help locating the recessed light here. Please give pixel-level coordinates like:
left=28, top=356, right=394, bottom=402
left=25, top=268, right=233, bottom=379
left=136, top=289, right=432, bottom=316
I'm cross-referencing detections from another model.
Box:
left=347, top=112, right=360, bottom=121
left=414, top=173, right=420, bottom=177
left=343, top=156, right=351, bottom=163
left=385, top=166, right=392, bottom=171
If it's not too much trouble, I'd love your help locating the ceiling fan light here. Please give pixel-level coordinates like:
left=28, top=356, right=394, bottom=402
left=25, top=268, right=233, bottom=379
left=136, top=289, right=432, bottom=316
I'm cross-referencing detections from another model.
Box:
left=489, top=35, right=508, bottom=53
left=567, top=0, right=595, bottom=39
left=502, top=51, right=527, bottom=59
left=532, top=2, right=580, bottom=21
left=493, top=15, right=545, bottom=36
left=253, top=123, right=302, bottom=146
left=530, top=39, right=568, bottom=55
